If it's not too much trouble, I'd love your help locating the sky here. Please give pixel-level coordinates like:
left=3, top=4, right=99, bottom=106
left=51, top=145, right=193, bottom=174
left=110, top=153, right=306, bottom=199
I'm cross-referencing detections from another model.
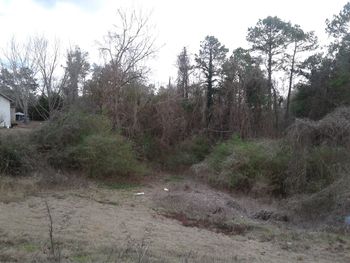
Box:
left=0, top=0, right=349, bottom=87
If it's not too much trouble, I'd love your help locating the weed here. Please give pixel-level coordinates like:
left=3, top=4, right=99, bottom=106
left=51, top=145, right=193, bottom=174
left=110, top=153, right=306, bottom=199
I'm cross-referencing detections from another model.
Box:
left=20, top=243, right=39, bottom=253
left=164, top=175, right=185, bottom=182
left=72, top=254, right=90, bottom=263
left=100, top=182, right=140, bottom=190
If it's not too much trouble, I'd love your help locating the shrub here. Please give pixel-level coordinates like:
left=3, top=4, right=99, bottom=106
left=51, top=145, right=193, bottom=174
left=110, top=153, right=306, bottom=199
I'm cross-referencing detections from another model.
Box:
left=285, top=145, right=350, bottom=194
left=287, top=106, right=350, bottom=149
left=135, top=133, right=162, bottom=161
left=163, top=135, right=211, bottom=170
left=284, top=107, right=350, bottom=194
left=208, top=141, right=233, bottom=172
left=33, top=110, right=146, bottom=177
left=203, top=118, right=350, bottom=196
left=73, top=134, right=144, bottom=177
left=33, top=110, right=112, bottom=168
left=34, top=110, right=111, bottom=151
left=205, top=136, right=290, bottom=194
left=0, top=135, right=34, bottom=176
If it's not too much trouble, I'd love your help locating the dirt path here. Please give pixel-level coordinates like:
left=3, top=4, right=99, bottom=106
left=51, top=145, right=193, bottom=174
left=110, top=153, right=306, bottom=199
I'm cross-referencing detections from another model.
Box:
left=0, top=175, right=349, bottom=262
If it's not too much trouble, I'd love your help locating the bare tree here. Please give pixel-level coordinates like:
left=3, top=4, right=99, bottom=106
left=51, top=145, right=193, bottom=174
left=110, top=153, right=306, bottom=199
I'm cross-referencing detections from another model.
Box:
left=176, top=47, right=192, bottom=99
left=62, top=46, right=90, bottom=107
left=99, top=9, right=157, bottom=130
left=33, top=36, right=64, bottom=119
left=2, top=37, right=38, bottom=123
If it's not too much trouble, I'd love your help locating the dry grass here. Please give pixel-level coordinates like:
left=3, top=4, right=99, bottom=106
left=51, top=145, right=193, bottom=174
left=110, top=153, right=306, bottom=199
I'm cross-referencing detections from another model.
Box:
left=1, top=175, right=350, bottom=263
left=0, top=172, right=89, bottom=204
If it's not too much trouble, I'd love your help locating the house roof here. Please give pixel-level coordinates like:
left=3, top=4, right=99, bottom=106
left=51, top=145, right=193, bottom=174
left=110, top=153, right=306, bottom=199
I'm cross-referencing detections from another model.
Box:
left=0, top=92, right=13, bottom=102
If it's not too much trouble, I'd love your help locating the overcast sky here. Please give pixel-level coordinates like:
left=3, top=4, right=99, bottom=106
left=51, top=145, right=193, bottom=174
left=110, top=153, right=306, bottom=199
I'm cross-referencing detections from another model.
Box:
left=0, top=0, right=348, bottom=86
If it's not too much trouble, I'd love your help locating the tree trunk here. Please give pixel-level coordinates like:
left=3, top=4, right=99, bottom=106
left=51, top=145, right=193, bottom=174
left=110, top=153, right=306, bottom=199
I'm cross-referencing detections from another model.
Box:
left=267, top=46, right=273, bottom=110
left=273, top=88, right=279, bottom=132
left=206, top=49, right=213, bottom=127
left=285, top=44, right=297, bottom=121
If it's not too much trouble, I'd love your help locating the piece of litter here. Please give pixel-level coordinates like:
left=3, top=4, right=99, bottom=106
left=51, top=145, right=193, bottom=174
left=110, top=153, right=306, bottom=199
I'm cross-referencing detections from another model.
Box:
left=164, top=188, right=169, bottom=192
left=134, top=192, right=144, bottom=196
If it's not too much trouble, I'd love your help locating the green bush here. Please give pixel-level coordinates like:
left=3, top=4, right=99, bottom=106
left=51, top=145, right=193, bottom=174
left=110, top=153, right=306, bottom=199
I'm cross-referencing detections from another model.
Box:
left=73, top=134, right=145, bottom=177
left=208, top=141, right=233, bottom=172
left=33, top=110, right=112, bottom=168
left=206, top=136, right=290, bottom=194
left=206, top=135, right=350, bottom=195
left=34, top=110, right=111, bottom=150
left=33, top=110, right=145, bottom=177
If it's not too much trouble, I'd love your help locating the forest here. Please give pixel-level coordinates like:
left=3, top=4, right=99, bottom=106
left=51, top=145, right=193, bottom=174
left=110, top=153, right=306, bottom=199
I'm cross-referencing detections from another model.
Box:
left=0, top=1, right=350, bottom=263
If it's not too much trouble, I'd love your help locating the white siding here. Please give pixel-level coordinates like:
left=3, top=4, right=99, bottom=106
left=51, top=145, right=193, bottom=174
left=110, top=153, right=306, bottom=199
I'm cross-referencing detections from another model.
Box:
left=0, top=96, right=11, bottom=128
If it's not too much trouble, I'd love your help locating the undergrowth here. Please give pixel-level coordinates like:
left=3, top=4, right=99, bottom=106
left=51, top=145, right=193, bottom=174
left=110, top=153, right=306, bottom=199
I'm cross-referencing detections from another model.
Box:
left=0, top=110, right=148, bottom=178
left=161, top=135, right=211, bottom=170
left=201, top=132, right=350, bottom=197
left=0, top=133, right=35, bottom=176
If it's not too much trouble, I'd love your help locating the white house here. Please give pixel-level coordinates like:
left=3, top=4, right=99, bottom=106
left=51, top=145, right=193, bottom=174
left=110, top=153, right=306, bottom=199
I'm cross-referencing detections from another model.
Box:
left=0, top=93, right=12, bottom=128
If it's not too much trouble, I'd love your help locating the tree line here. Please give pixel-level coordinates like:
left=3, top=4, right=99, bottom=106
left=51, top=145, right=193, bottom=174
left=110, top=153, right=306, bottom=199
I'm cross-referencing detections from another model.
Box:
left=1, top=4, right=350, bottom=145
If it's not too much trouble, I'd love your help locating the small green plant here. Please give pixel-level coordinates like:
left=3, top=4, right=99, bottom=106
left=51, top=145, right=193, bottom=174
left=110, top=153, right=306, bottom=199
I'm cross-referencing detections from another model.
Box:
left=20, top=243, right=39, bottom=253
left=100, top=182, right=139, bottom=190
left=72, top=254, right=90, bottom=263
left=165, top=175, right=185, bottom=182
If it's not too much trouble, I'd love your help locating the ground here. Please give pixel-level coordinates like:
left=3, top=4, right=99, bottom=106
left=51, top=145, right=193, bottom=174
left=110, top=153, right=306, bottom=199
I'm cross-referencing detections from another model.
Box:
left=0, top=121, right=44, bottom=136
left=0, top=174, right=349, bottom=263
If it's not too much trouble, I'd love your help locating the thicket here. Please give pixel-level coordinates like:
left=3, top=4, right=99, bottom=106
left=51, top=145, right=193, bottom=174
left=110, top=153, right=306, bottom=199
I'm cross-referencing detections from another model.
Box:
left=0, top=134, right=35, bottom=176
left=161, top=135, right=211, bottom=170
left=33, top=110, right=145, bottom=177
left=197, top=136, right=289, bottom=195
left=0, top=110, right=145, bottom=178
left=191, top=107, right=350, bottom=197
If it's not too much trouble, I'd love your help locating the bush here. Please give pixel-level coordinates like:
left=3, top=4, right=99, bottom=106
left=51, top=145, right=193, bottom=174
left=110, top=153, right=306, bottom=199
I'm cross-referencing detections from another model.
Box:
left=135, top=133, right=162, bottom=161
left=203, top=136, right=290, bottom=194
left=34, top=110, right=111, bottom=151
left=201, top=115, right=350, bottom=196
left=73, top=134, right=145, bottom=177
left=33, top=110, right=145, bottom=177
left=285, top=145, right=350, bottom=194
left=163, top=135, right=211, bottom=170
left=284, top=107, right=350, bottom=194
left=287, top=106, right=350, bottom=148
left=0, top=135, right=35, bottom=176
left=33, top=110, right=112, bottom=168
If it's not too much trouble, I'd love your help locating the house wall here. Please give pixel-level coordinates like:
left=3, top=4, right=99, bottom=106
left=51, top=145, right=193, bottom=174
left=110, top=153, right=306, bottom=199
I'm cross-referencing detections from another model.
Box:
left=0, top=96, right=11, bottom=128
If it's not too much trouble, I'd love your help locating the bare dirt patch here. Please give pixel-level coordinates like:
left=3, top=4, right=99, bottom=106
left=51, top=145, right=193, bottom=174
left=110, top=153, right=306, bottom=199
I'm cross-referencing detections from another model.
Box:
left=0, top=175, right=349, bottom=262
